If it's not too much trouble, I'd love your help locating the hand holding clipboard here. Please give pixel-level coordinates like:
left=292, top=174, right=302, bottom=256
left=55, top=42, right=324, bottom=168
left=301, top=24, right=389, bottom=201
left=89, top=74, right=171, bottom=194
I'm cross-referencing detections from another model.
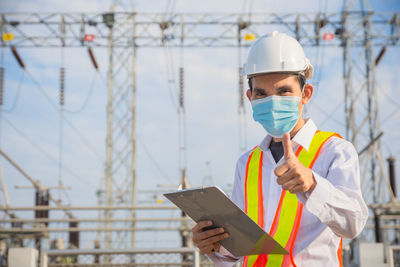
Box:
left=164, top=186, right=288, bottom=257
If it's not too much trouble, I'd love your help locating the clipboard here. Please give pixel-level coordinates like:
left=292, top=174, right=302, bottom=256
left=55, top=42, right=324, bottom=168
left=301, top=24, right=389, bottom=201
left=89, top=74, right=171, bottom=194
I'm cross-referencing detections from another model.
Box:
left=164, top=186, right=288, bottom=257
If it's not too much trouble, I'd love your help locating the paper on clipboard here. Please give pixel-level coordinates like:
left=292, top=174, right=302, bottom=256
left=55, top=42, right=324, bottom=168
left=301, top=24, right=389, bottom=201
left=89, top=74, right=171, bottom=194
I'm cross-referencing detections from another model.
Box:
left=163, top=186, right=288, bottom=257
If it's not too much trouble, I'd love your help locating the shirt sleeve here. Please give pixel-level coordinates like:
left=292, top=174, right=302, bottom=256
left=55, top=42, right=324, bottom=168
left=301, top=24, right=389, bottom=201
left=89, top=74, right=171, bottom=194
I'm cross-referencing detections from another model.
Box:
left=303, top=137, right=369, bottom=239
left=207, top=249, right=241, bottom=267
left=207, top=158, right=246, bottom=266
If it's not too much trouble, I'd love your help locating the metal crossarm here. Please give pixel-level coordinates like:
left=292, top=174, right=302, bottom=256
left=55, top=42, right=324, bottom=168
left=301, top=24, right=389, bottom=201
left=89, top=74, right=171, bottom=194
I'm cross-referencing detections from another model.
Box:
left=1, top=12, right=399, bottom=47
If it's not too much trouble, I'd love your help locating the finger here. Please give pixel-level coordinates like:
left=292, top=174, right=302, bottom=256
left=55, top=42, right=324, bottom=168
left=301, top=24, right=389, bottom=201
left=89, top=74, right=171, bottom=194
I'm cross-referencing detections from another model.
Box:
left=199, top=244, right=216, bottom=255
left=288, top=183, right=307, bottom=194
left=274, top=162, right=290, bottom=177
left=197, top=232, right=229, bottom=249
left=282, top=178, right=302, bottom=192
left=193, top=227, right=225, bottom=243
left=192, top=220, right=212, bottom=234
left=282, top=133, right=294, bottom=160
left=198, top=243, right=214, bottom=254
left=276, top=168, right=298, bottom=185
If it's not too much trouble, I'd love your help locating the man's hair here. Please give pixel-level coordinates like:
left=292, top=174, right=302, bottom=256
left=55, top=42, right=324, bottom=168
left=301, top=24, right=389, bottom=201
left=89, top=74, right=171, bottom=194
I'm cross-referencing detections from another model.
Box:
left=247, top=73, right=306, bottom=92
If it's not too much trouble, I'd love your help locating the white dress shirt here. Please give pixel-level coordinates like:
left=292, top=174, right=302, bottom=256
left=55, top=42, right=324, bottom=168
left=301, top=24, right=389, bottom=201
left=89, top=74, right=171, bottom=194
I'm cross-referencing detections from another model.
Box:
left=208, top=118, right=368, bottom=267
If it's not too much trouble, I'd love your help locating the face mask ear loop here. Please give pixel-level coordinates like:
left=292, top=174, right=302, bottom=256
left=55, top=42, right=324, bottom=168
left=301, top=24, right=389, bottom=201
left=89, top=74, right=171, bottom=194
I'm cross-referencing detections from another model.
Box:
left=300, top=84, right=306, bottom=116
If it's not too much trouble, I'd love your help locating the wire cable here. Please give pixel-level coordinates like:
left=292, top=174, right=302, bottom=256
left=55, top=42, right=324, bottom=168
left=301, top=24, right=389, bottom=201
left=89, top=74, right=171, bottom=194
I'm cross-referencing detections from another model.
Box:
left=248, top=0, right=255, bottom=20
left=308, top=0, right=327, bottom=107
left=241, top=0, right=248, bottom=14
left=24, top=69, right=104, bottom=162
left=2, top=71, right=25, bottom=113
left=64, top=71, right=98, bottom=114
left=378, top=82, right=400, bottom=110
left=1, top=115, right=97, bottom=188
left=137, top=136, right=173, bottom=183
left=163, top=45, right=179, bottom=110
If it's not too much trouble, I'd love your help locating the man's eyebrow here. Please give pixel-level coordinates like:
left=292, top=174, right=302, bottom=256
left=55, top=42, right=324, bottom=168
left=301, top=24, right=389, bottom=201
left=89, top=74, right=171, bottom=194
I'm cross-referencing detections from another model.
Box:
left=276, top=85, right=293, bottom=91
left=253, top=88, right=266, bottom=93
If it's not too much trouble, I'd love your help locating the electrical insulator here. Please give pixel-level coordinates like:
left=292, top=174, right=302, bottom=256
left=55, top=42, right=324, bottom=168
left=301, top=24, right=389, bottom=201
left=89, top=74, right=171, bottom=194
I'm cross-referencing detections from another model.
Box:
left=11, top=46, right=25, bottom=69
left=0, top=67, right=4, bottom=106
left=60, top=67, right=65, bottom=106
left=239, top=67, right=244, bottom=107
left=88, top=47, right=99, bottom=70
left=179, top=67, right=184, bottom=108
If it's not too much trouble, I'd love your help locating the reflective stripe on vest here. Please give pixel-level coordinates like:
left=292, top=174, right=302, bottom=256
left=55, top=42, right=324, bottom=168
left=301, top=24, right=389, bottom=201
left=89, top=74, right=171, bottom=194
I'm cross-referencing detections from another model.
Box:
left=243, top=131, right=343, bottom=267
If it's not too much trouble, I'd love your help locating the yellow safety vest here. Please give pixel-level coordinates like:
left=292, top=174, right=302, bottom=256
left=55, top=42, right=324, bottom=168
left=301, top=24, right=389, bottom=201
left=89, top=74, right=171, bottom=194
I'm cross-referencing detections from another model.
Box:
left=242, top=131, right=343, bottom=267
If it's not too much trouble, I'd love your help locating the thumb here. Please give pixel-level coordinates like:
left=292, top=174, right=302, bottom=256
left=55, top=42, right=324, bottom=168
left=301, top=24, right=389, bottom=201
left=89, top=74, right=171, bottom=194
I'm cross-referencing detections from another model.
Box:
left=282, top=133, right=294, bottom=160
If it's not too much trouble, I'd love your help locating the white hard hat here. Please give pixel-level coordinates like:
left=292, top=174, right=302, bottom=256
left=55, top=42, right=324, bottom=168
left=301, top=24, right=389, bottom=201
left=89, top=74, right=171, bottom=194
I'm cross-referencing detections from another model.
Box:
left=242, top=31, right=313, bottom=80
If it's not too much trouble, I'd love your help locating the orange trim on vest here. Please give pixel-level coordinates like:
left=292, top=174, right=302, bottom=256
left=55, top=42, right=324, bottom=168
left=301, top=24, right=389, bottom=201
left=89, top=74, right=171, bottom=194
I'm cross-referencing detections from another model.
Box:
left=338, top=238, right=343, bottom=267
left=295, top=146, right=302, bottom=156
left=244, top=150, right=254, bottom=214
left=269, top=146, right=302, bottom=239
left=242, top=255, right=248, bottom=267
left=287, top=146, right=304, bottom=266
left=258, top=152, right=264, bottom=228
left=309, top=133, right=342, bottom=168
left=269, top=190, right=285, bottom=237
left=288, top=203, right=303, bottom=266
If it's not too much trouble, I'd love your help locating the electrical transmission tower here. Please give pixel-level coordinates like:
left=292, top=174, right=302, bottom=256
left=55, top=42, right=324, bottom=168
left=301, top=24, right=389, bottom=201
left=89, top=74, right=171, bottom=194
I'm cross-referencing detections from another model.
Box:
left=341, top=0, right=399, bottom=247
left=0, top=0, right=399, bottom=252
left=102, top=0, right=138, bottom=251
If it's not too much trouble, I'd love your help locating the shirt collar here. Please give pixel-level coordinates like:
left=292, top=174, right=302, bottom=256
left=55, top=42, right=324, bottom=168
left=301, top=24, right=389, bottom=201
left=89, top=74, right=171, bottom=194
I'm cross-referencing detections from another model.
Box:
left=259, top=118, right=317, bottom=152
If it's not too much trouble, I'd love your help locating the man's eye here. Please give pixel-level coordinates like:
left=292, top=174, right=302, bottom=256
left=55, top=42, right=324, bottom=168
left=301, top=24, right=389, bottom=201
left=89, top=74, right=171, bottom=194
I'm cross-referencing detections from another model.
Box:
left=279, top=89, right=291, bottom=94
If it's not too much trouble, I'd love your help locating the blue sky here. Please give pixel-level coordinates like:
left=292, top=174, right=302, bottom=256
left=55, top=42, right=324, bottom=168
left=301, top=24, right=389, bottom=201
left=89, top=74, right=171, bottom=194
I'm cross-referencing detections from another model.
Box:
left=0, top=0, right=399, bottom=248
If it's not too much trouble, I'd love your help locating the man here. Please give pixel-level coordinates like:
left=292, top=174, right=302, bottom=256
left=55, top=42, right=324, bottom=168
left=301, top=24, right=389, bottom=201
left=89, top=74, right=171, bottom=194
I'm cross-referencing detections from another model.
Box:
left=191, top=31, right=368, bottom=266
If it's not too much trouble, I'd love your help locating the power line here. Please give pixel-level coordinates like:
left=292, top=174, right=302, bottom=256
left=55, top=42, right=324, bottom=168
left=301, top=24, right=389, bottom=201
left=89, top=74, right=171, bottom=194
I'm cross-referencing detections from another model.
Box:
left=137, top=136, right=173, bottom=183
left=381, top=107, right=400, bottom=125
left=316, top=101, right=345, bottom=128
left=241, top=0, right=248, bottom=14
left=2, top=70, right=25, bottom=113
left=164, top=0, right=176, bottom=20
left=308, top=0, right=328, bottom=107
left=163, top=45, right=179, bottom=110
left=64, top=71, right=99, bottom=114
left=248, top=0, right=255, bottom=19
left=378, top=83, right=400, bottom=110
left=241, top=0, right=255, bottom=20
left=24, top=69, right=104, bottom=162
left=1, top=115, right=97, bottom=188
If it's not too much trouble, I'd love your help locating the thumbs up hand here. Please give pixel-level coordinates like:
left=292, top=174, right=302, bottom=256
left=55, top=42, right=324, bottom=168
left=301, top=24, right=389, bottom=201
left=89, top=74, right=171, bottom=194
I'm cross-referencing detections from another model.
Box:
left=274, top=133, right=316, bottom=194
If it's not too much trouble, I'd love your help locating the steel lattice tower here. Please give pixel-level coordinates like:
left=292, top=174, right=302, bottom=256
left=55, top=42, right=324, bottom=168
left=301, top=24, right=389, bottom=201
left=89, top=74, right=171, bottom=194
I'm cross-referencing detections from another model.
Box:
left=103, top=0, right=137, bottom=250
left=342, top=0, right=398, bottom=246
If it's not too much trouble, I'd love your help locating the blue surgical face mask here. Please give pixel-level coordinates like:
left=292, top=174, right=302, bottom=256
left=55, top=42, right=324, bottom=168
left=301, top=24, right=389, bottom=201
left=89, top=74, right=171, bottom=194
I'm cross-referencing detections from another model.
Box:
left=251, top=95, right=301, bottom=138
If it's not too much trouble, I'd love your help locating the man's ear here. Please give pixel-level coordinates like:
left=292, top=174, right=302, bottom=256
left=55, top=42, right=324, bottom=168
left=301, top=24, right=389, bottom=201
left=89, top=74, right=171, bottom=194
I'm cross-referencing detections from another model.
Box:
left=302, top=84, right=314, bottom=104
left=246, top=89, right=252, bottom=101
